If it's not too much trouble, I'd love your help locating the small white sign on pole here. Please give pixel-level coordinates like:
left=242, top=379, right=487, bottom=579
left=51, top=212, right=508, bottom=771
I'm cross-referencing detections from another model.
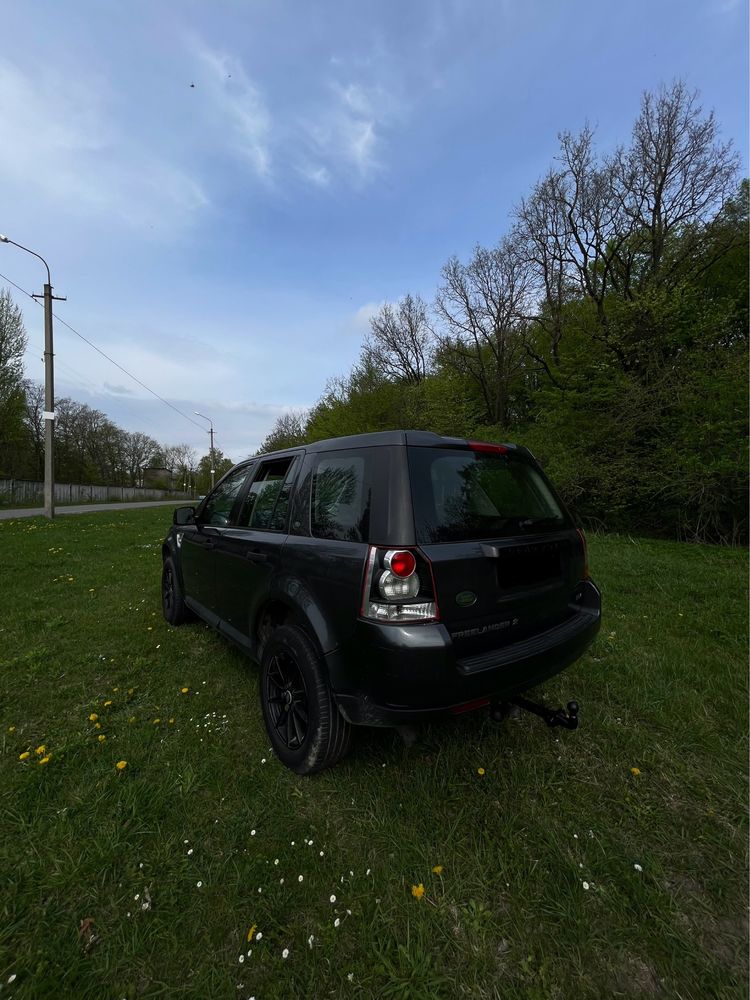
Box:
left=43, top=411, right=56, bottom=421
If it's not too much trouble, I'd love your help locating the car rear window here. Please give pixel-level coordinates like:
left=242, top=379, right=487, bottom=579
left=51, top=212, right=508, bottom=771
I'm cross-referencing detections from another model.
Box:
left=408, top=447, right=568, bottom=543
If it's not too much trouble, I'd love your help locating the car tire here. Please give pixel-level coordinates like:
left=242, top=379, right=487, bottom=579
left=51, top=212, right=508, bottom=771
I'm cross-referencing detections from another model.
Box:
left=161, top=556, right=193, bottom=626
left=260, top=625, right=352, bottom=775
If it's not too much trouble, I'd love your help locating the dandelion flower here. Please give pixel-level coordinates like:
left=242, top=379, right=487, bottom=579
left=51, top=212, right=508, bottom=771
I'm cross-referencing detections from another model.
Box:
left=128, top=717, right=136, bottom=724
left=432, top=865, right=444, bottom=875
left=282, top=948, right=289, bottom=959
left=7, top=725, right=16, bottom=733
left=116, top=760, right=127, bottom=771
left=89, top=713, right=98, bottom=722
left=181, top=687, right=189, bottom=694
left=104, top=700, right=112, bottom=707
left=19, top=751, right=30, bottom=761
left=477, top=767, right=486, bottom=776
left=168, top=718, right=175, bottom=725
left=94, top=722, right=102, bottom=729
left=98, top=734, right=106, bottom=743
left=35, top=745, right=46, bottom=756
left=38, top=755, right=51, bottom=766
left=411, top=883, right=425, bottom=900
left=630, top=767, right=641, bottom=776
left=152, top=718, right=161, bottom=725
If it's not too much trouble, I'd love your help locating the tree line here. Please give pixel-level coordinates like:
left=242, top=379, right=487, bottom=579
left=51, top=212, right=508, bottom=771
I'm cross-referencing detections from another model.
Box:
left=257, top=83, right=748, bottom=545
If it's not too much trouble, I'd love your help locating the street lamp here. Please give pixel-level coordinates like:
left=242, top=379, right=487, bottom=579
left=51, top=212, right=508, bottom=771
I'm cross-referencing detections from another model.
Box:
left=194, top=411, right=216, bottom=491
left=0, top=234, right=64, bottom=519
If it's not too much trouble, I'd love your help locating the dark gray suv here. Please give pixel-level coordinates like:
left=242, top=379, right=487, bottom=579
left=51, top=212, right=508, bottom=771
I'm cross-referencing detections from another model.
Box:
left=162, top=431, right=601, bottom=773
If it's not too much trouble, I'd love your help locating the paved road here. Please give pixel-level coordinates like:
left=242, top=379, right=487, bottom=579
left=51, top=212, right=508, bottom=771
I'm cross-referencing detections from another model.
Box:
left=0, top=500, right=193, bottom=521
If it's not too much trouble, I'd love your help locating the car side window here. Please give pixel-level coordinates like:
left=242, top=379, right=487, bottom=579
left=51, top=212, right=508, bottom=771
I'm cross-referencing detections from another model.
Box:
left=238, top=457, right=297, bottom=531
left=200, top=466, right=251, bottom=527
left=311, top=453, right=369, bottom=541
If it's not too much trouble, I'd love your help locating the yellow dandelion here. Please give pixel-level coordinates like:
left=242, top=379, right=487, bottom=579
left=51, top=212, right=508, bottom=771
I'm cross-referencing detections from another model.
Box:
left=113, top=687, right=119, bottom=692
left=168, top=718, right=175, bottom=724
left=98, top=734, right=106, bottom=743
left=152, top=718, right=161, bottom=725
left=115, top=760, right=127, bottom=771
left=247, top=924, right=257, bottom=942
left=411, top=883, right=425, bottom=900
left=8, top=725, right=16, bottom=733
left=630, top=767, right=641, bottom=776
left=35, top=745, right=46, bottom=756
left=180, top=687, right=189, bottom=694
left=94, top=722, right=102, bottom=729
left=477, top=767, right=486, bottom=776
left=127, top=688, right=134, bottom=695
left=19, top=751, right=31, bottom=761
left=89, top=713, right=98, bottom=722
left=432, top=865, right=444, bottom=875
left=128, top=716, right=136, bottom=724
left=38, top=755, right=51, bottom=766
left=103, top=700, right=113, bottom=707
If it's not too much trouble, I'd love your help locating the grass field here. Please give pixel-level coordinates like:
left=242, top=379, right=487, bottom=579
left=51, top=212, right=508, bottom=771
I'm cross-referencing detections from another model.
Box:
left=1, top=510, right=747, bottom=1000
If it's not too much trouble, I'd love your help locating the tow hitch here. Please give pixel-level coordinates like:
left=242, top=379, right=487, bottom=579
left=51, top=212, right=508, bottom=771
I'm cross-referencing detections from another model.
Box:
left=491, top=696, right=579, bottom=731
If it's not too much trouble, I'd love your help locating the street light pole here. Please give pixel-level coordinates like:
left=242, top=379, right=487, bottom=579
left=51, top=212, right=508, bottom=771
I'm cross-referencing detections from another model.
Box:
left=0, top=235, right=65, bottom=519
left=194, top=411, right=216, bottom=491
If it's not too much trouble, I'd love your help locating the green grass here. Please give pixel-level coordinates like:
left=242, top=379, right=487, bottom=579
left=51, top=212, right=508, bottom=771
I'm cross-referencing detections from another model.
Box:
left=1, top=511, right=747, bottom=999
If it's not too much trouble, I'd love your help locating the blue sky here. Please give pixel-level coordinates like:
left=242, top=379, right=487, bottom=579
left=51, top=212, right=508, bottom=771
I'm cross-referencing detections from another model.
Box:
left=1, top=0, right=747, bottom=460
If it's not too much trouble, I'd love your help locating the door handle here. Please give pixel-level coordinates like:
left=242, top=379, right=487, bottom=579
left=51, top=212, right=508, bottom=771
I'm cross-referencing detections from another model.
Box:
left=245, top=549, right=268, bottom=562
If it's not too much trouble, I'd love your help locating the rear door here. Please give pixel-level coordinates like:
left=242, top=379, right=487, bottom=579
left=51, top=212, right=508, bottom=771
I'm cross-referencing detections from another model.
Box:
left=407, top=445, right=586, bottom=659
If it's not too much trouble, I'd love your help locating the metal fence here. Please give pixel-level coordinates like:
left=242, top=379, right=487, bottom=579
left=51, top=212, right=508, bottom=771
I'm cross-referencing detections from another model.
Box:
left=0, top=478, right=192, bottom=505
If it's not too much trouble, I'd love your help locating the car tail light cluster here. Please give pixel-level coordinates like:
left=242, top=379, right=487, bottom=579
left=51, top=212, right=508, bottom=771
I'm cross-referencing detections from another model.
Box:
left=360, top=547, right=439, bottom=623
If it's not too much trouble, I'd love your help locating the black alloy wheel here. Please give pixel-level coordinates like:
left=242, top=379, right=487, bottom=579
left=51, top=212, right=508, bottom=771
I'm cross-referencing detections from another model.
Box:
left=260, top=625, right=352, bottom=775
left=264, top=650, right=309, bottom=750
left=161, top=556, right=192, bottom=626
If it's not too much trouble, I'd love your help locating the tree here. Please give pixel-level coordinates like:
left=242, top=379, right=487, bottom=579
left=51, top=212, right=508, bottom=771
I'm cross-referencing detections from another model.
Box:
left=122, top=431, right=160, bottom=486
left=196, top=450, right=233, bottom=493
left=0, top=289, right=29, bottom=475
left=257, top=411, right=308, bottom=454
left=435, top=239, right=532, bottom=427
left=364, top=294, right=432, bottom=383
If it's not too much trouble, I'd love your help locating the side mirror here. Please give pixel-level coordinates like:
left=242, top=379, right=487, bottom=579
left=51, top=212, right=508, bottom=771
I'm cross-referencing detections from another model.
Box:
left=173, top=506, right=195, bottom=526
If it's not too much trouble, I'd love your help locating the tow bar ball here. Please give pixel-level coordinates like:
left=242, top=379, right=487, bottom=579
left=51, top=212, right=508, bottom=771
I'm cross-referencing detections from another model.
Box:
left=491, top=697, right=580, bottom=731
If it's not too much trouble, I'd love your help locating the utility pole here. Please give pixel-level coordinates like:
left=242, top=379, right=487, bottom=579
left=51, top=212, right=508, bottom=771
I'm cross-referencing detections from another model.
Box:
left=194, top=411, right=216, bottom=491
left=0, top=235, right=65, bottom=519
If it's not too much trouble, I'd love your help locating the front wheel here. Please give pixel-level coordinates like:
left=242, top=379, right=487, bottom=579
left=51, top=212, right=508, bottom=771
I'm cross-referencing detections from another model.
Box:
left=260, top=625, right=351, bottom=775
left=161, top=556, right=193, bottom=626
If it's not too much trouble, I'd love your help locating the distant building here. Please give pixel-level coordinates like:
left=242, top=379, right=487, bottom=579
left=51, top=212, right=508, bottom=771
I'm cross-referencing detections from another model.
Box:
left=142, top=466, right=175, bottom=490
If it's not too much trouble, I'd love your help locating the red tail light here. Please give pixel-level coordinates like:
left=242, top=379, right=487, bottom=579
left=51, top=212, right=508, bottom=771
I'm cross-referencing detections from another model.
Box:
left=360, top=546, right=439, bottom=623
left=468, top=441, right=508, bottom=455
left=576, top=528, right=590, bottom=580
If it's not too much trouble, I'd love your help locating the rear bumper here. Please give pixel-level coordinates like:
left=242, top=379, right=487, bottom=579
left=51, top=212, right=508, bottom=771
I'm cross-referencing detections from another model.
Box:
left=330, top=580, right=601, bottom=726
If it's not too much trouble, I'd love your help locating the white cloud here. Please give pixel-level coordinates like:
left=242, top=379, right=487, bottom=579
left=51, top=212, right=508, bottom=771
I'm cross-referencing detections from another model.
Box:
left=192, top=42, right=272, bottom=180
left=0, top=58, right=207, bottom=235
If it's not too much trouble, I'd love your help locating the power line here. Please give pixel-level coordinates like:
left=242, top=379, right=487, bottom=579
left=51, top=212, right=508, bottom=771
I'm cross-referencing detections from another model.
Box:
left=0, top=269, right=207, bottom=433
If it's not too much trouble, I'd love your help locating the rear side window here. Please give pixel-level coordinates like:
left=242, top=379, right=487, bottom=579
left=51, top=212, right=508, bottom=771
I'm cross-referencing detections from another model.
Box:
left=408, top=447, right=568, bottom=543
left=239, top=457, right=297, bottom=531
left=311, top=452, right=370, bottom=542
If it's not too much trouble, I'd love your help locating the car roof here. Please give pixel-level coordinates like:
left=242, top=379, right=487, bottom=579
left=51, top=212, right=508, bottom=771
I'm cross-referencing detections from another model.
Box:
left=251, top=429, right=523, bottom=462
